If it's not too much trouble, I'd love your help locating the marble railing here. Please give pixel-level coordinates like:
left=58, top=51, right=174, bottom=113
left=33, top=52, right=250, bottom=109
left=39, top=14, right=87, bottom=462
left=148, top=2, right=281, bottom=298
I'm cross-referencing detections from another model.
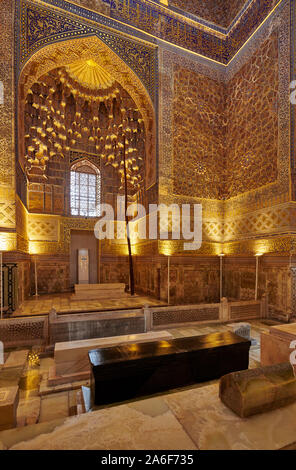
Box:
left=144, top=296, right=267, bottom=330
left=48, top=308, right=145, bottom=345
left=0, top=296, right=267, bottom=348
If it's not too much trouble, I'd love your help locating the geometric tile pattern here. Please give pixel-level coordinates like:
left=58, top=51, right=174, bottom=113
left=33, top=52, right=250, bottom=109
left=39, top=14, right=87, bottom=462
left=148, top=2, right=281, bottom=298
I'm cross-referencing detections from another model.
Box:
left=224, top=205, right=293, bottom=242
left=172, top=33, right=279, bottom=201
left=0, top=201, right=16, bottom=228
left=0, top=316, right=45, bottom=347
left=203, top=221, right=224, bottom=242
left=18, top=0, right=280, bottom=66
left=172, top=65, right=226, bottom=200
left=169, top=0, right=247, bottom=29
left=153, top=306, right=219, bottom=326
left=28, top=216, right=59, bottom=241
left=225, top=33, right=279, bottom=198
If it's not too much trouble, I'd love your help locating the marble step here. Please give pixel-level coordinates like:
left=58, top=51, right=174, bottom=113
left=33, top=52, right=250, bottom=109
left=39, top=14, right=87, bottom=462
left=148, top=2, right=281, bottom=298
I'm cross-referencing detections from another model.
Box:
left=3, top=350, right=29, bottom=369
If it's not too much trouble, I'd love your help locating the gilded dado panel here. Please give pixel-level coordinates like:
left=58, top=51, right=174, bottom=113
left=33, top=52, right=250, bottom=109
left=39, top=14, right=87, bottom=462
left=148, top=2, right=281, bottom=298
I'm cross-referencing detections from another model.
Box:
left=16, top=196, right=29, bottom=253
left=28, top=215, right=59, bottom=242
left=15, top=197, right=27, bottom=239
left=223, top=236, right=296, bottom=256
left=224, top=203, right=296, bottom=243
left=0, top=189, right=16, bottom=229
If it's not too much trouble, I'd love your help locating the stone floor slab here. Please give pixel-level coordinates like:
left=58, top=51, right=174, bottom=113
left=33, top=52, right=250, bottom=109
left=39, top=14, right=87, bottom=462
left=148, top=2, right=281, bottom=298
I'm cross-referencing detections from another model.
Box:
left=3, top=350, right=28, bottom=369
left=164, top=384, right=296, bottom=450
left=10, top=398, right=197, bottom=450
left=39, top=391, right=69, bottom=423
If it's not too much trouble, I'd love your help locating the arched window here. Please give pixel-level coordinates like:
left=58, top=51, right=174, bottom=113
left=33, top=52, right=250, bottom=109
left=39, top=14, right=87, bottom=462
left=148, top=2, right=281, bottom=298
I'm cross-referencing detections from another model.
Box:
left=70, top=160, right=101, bottom=217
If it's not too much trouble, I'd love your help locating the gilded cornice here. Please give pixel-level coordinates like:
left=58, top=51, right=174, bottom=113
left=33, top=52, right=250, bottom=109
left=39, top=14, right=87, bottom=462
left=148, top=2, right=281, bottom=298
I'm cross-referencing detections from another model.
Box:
left=17, top=0, right=284, bottom=69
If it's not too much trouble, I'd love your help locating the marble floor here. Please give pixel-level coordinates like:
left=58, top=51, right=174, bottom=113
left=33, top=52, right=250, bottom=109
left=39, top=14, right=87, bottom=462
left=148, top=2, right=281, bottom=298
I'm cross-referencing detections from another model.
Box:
left=0, top=319, right=288, bottom=450
left=6, top=381, right=296, bottom=451
left=12, top=293, right=166, bottom=316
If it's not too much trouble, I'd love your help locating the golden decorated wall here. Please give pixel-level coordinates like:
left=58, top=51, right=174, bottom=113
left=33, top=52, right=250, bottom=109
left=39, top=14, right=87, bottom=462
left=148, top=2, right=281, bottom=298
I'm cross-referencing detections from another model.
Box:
left=169, top=0, right=246, bottom=28
left=0, top=0, right=16, bottom=252
left=172, top=66, right=226, bottom=200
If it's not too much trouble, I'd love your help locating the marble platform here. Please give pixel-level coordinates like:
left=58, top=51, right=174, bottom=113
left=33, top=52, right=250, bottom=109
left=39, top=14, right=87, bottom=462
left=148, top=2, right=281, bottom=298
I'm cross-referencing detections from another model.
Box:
left=4, top=383, right=296, bottom=450
left=49, top=330, right=173, bottom=386
left=73, top=283, right=126, bottom=300
left=6, top=396, right=197, bottom=450
left=13, top=292, right=166, bottom=317
left=164, top=384, right=296, bottom=450
left=261, top=323, right=296, bottom=367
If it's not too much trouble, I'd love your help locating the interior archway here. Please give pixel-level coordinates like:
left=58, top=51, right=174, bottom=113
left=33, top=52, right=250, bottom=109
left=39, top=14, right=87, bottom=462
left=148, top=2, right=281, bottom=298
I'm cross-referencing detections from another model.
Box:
left=22, top=62, right=147, bottom=215
left=17, top=35, right=156, bottom=189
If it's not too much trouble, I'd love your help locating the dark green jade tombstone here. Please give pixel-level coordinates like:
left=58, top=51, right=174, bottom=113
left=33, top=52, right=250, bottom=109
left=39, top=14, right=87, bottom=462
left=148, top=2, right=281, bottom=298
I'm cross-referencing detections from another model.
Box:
left=88, top=332, right=251, bottom=406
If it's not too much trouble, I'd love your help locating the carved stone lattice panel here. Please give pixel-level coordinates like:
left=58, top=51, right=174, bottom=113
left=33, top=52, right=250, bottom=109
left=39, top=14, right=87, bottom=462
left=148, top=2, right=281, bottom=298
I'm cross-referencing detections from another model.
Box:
left=0, top=317, right=46, bottom=347
left=153, top=307, right=219, bottom=326
left=230, top=303, right=261, bottom=320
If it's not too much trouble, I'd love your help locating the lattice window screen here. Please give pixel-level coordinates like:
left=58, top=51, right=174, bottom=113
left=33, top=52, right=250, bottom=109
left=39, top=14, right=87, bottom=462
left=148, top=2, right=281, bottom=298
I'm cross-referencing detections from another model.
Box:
left=70, top=169, right=101, bottom=217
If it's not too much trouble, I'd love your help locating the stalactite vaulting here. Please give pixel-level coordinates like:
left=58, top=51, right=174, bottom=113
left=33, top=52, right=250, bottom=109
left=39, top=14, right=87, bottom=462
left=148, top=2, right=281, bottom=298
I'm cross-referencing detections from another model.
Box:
left=24, top=61, right=146, bottom=196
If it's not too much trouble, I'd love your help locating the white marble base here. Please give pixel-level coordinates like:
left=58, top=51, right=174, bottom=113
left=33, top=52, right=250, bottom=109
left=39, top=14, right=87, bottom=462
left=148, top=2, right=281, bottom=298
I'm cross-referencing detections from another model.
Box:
left=73, top=283, right=126, bottom=300
left=54, top=330, right=173, bottom=377
left=261, top=323, right=296, bottom=367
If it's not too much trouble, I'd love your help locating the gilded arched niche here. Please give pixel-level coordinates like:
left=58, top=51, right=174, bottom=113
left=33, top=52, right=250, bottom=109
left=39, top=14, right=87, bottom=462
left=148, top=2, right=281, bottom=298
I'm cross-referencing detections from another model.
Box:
left=17, top=35, right=156, bottom=189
